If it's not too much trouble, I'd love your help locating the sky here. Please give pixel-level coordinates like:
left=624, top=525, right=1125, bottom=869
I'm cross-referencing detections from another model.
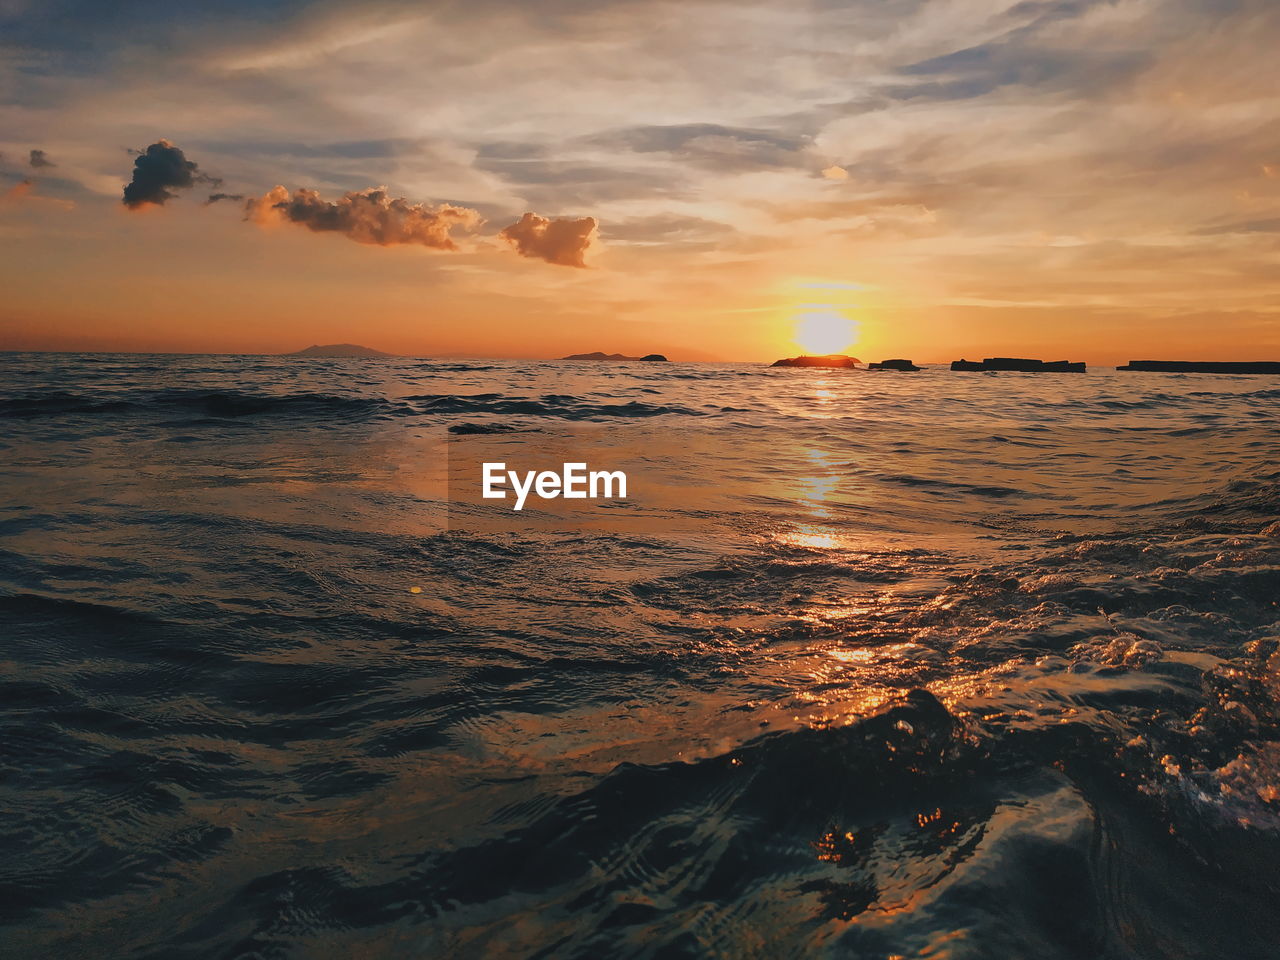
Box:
left=1, top=0, right=1278, bottom=362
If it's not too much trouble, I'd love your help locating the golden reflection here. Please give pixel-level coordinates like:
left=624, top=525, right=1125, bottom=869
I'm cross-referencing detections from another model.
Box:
left=812, top=828, right=861, bottom=865
left=776, top=524, right=842, bottom=550
left=798, top=448, right=840, bottom=518
left=915, top=808, right=943, bottom=828
left=828, top=648, right=877, bottom=665
left=792, top=378, right=846, bottom=421
left=794, top=689, right=895, bottom=729
left=827, top=642, right=918, bottom=666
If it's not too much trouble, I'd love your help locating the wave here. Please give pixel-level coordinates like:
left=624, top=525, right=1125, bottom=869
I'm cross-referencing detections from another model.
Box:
left=403, top=393, right=704, bottom=419
left=877, top=472, right=1034, bottom=499
left=0, top=389, right=705, bottom=423
left=447, top=422, right=540, bottom=435
left=0, top=389, right=395, bottom=420
left=149, top=681, right=1279, bottom=958
left=5, top=355, right=1280, bottom=957
left=0, top=392, right=135, bottom=418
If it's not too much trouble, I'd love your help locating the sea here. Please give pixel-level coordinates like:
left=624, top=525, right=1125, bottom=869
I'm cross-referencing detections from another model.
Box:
left=2, top=352, right=1279, bottom=959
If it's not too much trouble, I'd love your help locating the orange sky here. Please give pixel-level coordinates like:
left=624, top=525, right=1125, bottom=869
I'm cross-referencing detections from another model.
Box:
left=1, top=0, right=1278, bottom=363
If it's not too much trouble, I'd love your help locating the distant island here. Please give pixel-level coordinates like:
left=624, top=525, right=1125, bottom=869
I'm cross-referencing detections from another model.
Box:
left=771, top=354, right=861, bottom=368
left=868, top=358, right=920, bottom=371
left=284, top=344, right=393, bottom=358
left=1118, top=360, right=1280, bottom=374
left=561, top=352, right=668, bottom=362
left=952, top=357, right=1085, bottom=372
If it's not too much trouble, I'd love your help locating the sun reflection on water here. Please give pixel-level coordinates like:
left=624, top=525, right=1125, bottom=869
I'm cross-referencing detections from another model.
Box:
left=776, top=525, right=842, bottom=550
left=799, top=448, right=840, bottom=518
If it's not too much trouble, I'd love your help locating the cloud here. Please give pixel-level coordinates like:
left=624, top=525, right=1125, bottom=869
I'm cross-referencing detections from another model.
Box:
left=602, top=213, right=734, bottom=247
left=473, top=151, right=682, bottom=207
left=599, top=123, right=810, bottom=172
left=499, top=212, right=597, bottom=267
left=2, top=178, right=34, bottom=203
left=8, top=0, right=1280, bottom=355
left=889, top=40, right=1148, bottom=103
left=206, top=192, right=245, bottom=204
left=122, top=139, right=219, bottom=208
left=244, top=184, right=482, bottom=249
left=28, top=148, right=54, bottom=168
left=821, top=165, right=848, bottom=180
left=1194, top=217, right=1280, bottom=236
left=1, top=176, right=74, bottom=211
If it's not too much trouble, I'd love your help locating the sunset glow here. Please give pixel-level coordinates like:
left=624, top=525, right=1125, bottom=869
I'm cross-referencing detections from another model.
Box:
left=5, top=3, right=1280, bottom=957
left=793, top=311, right=858, bottom=356
left=1, top=1, right=1278, bottom=362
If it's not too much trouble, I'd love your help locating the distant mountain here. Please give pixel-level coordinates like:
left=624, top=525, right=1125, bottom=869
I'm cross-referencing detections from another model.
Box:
left=285, top=343, right=393, bottom=358
left=560, top=351, right=668, bottom=361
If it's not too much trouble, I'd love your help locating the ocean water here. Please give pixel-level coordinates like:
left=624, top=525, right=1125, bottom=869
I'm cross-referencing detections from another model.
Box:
left=2, top=353, right=1280, bottom=959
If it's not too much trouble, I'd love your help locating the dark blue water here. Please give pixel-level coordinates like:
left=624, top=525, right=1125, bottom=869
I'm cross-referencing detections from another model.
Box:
left=3, top=353, right=1280, bottom=958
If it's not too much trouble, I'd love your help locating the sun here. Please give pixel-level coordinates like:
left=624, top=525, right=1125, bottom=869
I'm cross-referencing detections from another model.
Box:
left=794, top=311, right=858, bottom=356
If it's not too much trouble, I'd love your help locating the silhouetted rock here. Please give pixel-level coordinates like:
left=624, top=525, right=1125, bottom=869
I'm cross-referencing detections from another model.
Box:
left=1118, top=360, right=1280, bottom=374
left=951, top=357, right=1085, bottom=372
left=285, top=343, right=392, bottom=358
left=770, top=354, right=861, bottom=368
left=869, top=359, right=920, bottom=371
left=638, top=354, right=668, bottom=362
left=561, top=351, right=668, bottom=361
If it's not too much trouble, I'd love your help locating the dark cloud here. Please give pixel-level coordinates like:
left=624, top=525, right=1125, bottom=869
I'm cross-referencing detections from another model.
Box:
left=244, top=185, right=482, bottom=249
left=206, top=192, right=246, bottom=204
left=29, top=149, right=55, bottom=168
left=122, top=139, right=219, bottom=209
left=500, top=212, right=597, bottom=267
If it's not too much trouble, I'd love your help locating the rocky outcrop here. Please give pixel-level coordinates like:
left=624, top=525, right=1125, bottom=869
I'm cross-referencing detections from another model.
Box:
left=638, top=354, right=668, bottom=362
left=1118, top=360, right=1280, bottom=374
left=770, top=354, right=861, bottom=368
left=951, top=357, right=1085, bottom=372
left=868, top=359, right=920, bottom=371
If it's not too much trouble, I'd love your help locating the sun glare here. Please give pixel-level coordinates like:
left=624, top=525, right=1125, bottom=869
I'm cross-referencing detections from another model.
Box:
left=794, top=311, right=857, bottom=356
